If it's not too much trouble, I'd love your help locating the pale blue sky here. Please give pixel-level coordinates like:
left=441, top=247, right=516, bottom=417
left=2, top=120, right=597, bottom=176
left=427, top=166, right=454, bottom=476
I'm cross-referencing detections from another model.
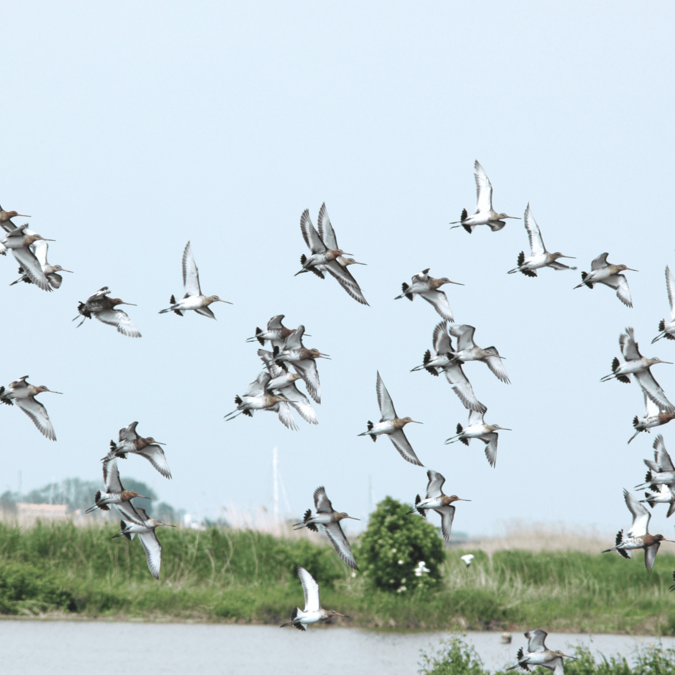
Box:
left=2, top=2, right=675, bottom=536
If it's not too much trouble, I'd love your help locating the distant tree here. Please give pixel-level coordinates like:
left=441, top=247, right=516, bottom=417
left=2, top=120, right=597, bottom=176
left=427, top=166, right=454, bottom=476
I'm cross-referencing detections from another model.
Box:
left=356, top=496, right=445, bottom=592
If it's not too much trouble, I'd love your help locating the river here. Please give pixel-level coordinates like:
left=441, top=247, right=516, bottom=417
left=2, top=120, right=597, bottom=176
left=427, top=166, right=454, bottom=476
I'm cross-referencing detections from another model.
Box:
left=1, top=620, right=673, bottom=675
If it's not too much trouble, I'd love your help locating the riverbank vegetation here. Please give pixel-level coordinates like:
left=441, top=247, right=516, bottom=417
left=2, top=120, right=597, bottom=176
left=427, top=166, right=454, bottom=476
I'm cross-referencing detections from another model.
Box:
left=1, top=517, right=675, bottom=634
left=419, top=637, right=675, bottom=675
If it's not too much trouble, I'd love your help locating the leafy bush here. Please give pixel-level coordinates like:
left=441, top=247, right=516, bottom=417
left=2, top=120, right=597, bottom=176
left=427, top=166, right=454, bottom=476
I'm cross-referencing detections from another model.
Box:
left=356, top=496, right=445, bottom=592
left=419, top=637, right=487, bottom=675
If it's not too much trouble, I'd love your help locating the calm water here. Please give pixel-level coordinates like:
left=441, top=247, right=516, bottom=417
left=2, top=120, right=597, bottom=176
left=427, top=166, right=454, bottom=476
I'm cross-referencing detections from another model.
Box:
left=1, top=621, right=674, bottom=675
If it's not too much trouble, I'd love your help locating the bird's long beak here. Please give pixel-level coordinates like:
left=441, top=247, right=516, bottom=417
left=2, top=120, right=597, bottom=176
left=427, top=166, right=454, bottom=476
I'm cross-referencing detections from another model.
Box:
left=318, top=353, right=331, bottom=359
left=294, top=269, right=307, bottom=276
left=625, top=268, right=639, bottom=272
left=346, top=516, right=360, bottom=521
left=449, top=281, right=465, bottom=286
left=409, top=420, right=423, bottom=424
left=47, top=389, right=63, bottom=395
left=456, top=498, right=471, bottom=502
left=61, top=269, right=74, bottom=273
left=218, top=299, right=233, bottom=304
left=661, top=361, right=674, bottom=365
left=138, top=494, right=151, bottom=500
left=334, top=612, right=350, bottom=618
left=559, top=255, right=576, bottom=259
left=15, top=214, right=30, bottom=217
left=119, top=301, right=137, bottom=306
left=506, top=216, right=521, bottom=219
left=499, top=427, right=512, bottom=431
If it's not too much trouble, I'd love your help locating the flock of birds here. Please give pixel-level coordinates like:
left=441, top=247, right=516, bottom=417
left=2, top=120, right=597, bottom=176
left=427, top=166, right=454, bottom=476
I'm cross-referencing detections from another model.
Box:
left=3, top=158, right=675, bottom=646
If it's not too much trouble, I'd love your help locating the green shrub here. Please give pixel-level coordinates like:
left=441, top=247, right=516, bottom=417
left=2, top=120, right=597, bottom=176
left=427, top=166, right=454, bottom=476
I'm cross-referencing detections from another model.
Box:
left=419, top=637, right=487, bottom=675
left=355, top=496, right=445, bottom=592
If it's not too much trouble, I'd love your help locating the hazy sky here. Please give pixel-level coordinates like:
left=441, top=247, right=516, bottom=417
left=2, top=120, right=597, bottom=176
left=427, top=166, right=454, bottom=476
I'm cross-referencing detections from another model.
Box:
left=3, top=2, right=675, bottom=537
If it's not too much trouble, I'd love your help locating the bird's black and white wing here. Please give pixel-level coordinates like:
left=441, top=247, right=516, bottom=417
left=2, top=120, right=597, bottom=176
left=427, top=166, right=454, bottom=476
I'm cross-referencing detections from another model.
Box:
left=16, top=397, right=56, bottom=441
left=115, top=501, right=147, bottom=527
left=484, top=350, right=510, bottom=384
left=633, top=370, right=675, bottom=413
left=426, top=470, right=445, bottom=499
left=419, top=289, right=453, bottom=321
left=444, top=363, right=486, bottom=413
left=435, top=505, right=455, bottom=543
left=654, top=435, right=675, bottom=472
left=468, top=409, right=486, bottom=428
left=313, top=486, right=334, bottom=514
left=644, top=542, right=661, bottom=571
left=449, top=324, right=477, bottom=352
left=591, top=253, right=610, bottom=270
left=11, top=247, right=51, bottom=292
left=244, top=372, right=271, bottom=398
left=625, top=489, right=651, bottom=537
left=524, top=204, right=546, bottom=256
left=432, top=321, right=452, bottom=355
left=620, top=328, right=641, bottom=361
left=267, top=315, right=286, bottom=331
left=282, top=325, right=305, bottom=351
left=280, top=383, right=318, bottom=424
left=317, top=203, right=338, bottom=250
left=324, top=521, right=358, bottom=570
left=525, top=629, right=548, bottom=653
left=136, top=444, right=172, bottom=480
left=484, top=432, right=499, bottom=468
left=389, top=429, right=423, bottom=467
left=182, top=241, right=202, bottom=297
left=667, top=266, right=675, bottom=321
left=194, top=305, right=216, bottom=320
left=376, top=371, right=398, bottom=421
left=300, top=210, right=326, bottom=254
left=291, top=359, right=321, bottom=404
left=474, top=160, right=493, bottom=214
left=96, top=309, right=142, bottom=338
left=324, top=261, right=369, bottom=305
left=119, top=421, right=140, bottom=444
left=138, top=529, right=162, bottom=579
left=602, top=274, right=632, bottom=308
left=103, top=457, right=124, bottom=493
left=272, top=401, right=298, bottom=431
left=297, top=566, right=320, bottom=612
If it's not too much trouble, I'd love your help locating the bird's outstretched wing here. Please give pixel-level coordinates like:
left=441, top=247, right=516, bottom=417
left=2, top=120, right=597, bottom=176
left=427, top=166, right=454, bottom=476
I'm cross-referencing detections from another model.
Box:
left=654, top=435, right=675, bottom=472
left=324, top=261, right=369, bottom=305
left=376, top=371, right=397, bottom=420
left=11, top=247, right=51, bottom=292
left=103, top=457, right=123, bottom=493
left=667, top=266, right=675, bottom=320
left=313, top=486, right=333, bottom=513
left=523, top=204, right=546, bottom=256
left=625, top=489, right=651, bottom=537
left=484, top=351, right=510, bottom=383
left=300, top=210, right=326, bottom=254
left=16, top=397, right=56, bottom=441
left=435, top=504, right=456, bottom=542
left=96, top=310, right=141, bottom=338
left=525, top=629, right=548, bottom=653
left=135, top=444, right=172, bottom=480
left=602, top=274, right=632, bottom=308
left=182, top=241, right=202, bottom=297
left=443, top=363, right=487, bottom=413
left=449, top=324, right=476, bottom=352
left=474, top=161, right=493, bottom=214
left=324, top=522, right=358, bottom=570
left=591, top=253, right=610, bottom=270
left=317, top=203, right=338, bottom=250
left=426, top=470, right=445, bottom=499
left=388, top=429, right=423, bottom=466
left=138, top=529, right=162, bottom=579
left=297, top=566, right=320, bottom=612
left=634, top=370, right=675, bottom=413
left=620, top=328, right=641, bottom=361
left=419, top=289, right=453, bottom=321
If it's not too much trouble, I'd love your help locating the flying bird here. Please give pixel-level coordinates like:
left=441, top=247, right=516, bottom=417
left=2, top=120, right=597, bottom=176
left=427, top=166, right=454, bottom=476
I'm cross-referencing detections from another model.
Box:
left=653, top=266, right=675, bottom=343
left=600, top=327, right=674, bottom=412
left=445, top=409, right=511, bottom=468
left=602, top=489, right=675, bottom=570
left=635, top=436, right=675, bottom=517
left=10, top=240, right=72, bottom=290
left=293, top=487, right=359, bottom=569
left=394, top=268, right=463, bottom=321
left=1, top=224, right=54, bottom=292
left=358, top=371, right=423, bottom=466
left=86, top=456, right=149, bottom=514
left=246, top=315, right=302, bottom=349
left=507, top=630, right=576, bottom=675
left=224, top=372, right=297, bottom=430
left=159, top=241, right=231, bottom=318
left=629, top=394, right=675, bottom=444
left=450, top=160, right=519, bottom=233
left=74, top=287, right=141, bottom=338
left=273, top=325, right=328, bottom=404
left=0, top=375, right=61, bottom=441
left=408, top=470, right=469, bottom=543
left=113, top=505, right=174, bottom=579
left=574, top=253, right=636, bottom=307
left=508, top=205, right=576, bottom=277
left=105, top=421, right=172, bottom=479
left=410, top=321, right=486, bottom=413
left=448, top=324, right=510, bottom=384
left=280, top=566, right=349, bottom=631
left=295, top=207, right=368, bottom=305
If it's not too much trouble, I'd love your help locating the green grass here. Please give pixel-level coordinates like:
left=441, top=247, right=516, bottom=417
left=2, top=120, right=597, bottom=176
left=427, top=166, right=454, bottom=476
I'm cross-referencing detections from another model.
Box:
left=1, top=521, right=675, bottom=633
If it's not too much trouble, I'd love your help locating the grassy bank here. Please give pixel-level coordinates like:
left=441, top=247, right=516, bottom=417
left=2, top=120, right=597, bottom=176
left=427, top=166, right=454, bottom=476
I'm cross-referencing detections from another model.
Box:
left=1, top=521, right=674, bottom=633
